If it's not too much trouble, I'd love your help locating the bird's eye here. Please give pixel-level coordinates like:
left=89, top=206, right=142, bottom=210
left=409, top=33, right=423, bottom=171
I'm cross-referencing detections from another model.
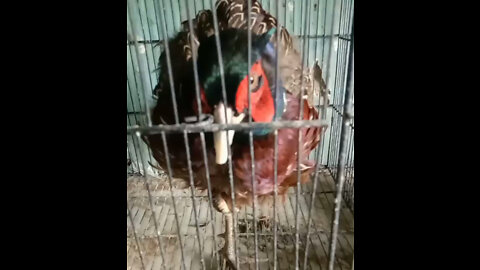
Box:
left=250, top=77, right=255, bottom=84
left=250, top=75, right=263, bottom=93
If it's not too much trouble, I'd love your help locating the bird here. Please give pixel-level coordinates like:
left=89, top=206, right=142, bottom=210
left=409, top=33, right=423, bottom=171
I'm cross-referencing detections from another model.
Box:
left=141, top=1, right=328, bottom=268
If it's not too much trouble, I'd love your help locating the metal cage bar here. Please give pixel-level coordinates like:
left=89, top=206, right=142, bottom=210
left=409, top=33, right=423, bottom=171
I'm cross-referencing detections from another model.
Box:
left=245, top=2, right=262, bottom=268
left=128, top=199, right=147, bottom=270
left=328, top=21, right=353, bottom=270
left=208, top=0, right=242, bottom=267
left=295, top=0, right=312, bottom=268
left=272, top=1, right=282, bottom=268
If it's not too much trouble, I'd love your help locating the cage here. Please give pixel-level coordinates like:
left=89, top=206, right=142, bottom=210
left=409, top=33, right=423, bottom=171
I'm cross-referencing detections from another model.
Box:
left=127, top=0, right=354, bottom=269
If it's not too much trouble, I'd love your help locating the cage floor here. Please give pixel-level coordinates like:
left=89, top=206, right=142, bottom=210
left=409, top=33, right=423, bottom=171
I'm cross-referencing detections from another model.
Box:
left=127, top=171, right=354, bottom=270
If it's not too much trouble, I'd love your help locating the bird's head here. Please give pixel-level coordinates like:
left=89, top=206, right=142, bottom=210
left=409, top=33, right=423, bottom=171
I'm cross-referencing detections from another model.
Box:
left=197, top=28, right=286, bottom=164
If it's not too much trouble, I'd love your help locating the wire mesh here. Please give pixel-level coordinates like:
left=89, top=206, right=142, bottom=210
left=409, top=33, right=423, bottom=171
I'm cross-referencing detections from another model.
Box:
left=127, top=0, right=354, bottom=269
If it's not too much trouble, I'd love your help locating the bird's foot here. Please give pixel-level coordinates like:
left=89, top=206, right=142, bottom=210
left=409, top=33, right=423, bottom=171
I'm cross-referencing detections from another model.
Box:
left=213, top=193, right=231, bottom=214
left=213, top=193, right=239, bottom=214
left=220, top=245, right=237, bottom=270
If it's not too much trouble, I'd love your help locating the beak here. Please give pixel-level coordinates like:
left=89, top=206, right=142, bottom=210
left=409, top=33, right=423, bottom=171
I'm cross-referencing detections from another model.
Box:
left=213, top=102, right=245, bottom=165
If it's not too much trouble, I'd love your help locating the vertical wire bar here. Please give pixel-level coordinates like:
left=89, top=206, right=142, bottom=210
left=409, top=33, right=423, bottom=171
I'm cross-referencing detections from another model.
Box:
left=248, top=132, right=258, bottom=269
left=327, top=0, right=345, bottom=173
left=127, top=201, right=147, bottom=270
left=167, top=0, right=177, bottom=33
left=324, top=0, right=340, bottom=169
left=153, top=0, right=180, bottom=125
left=273, top=2, right=282, bottom=269
left=337, top=39, right=350, bottom=171
left=338, top=1, right=349, bottom=109
left=304, top=0, right=313, bottom=67
left=310, top=1, right=322, bottom=170
left=128, top=81, right=143, bottom=172
left=319, top=0, right=330, bottom=165
left=180, top=1, right=218, bottom=268
left=302, top=31, right=331, bottom=270
left=342, top=127, right=352, bottom=209
left=243, top=200, right=249, bottom=261
left=128, top=45, right=147, bottom=126
left=303, top=4, right=354, bottom=265
left=343, top=4, right=354, bottom=209
left=301, top=120, right=333, bottom=270
left=295, top=2, right=305, bottom=268
left=127, top=121, right=141, bottom=174
left=312, top=0, right=321, bottom=66
left=151, top=1, right=200, bottom=268
left=128, top=0, right=168, bottom=256
left=149, top=0, right=186, bottom=264
left=342, top=11, right=354, bottom=205
left=134, top=2, right=158, bottom=171
left=246, top=1, right=260, bottom=270
left=328, top=24, right=353, bottom=270
left=346, top=131, right=354, bottom=211
left=329, top=43, right=341, bottom=173
left=131, top=132, right=167, bottom=270
left=136, top=1, right=155, bottom=94
left=331, top=37, right=348, bottom=173
left=150, top=0, right=162, bottom=72
left=273, top=130, right=279, bottom=270
left=182, top=131, right=207, bottom=270
left=319, top=0, right=330, bottom=164
left=127, top=139, right=133, bottom=174
left=296, top=0, right=312, bottom=268
left=128, top=0, right=152, bottom=126
left=192, top=0, right=198, bottom=16
left=291, top=178, right=326, bottom=270
left=320, top=0, right=328, bottom=68
left=178, top=4, right=223, bottom=262
left=127, top=7, right=139, bottom=97
left=160, top=132, right=187, bottom=270
left=302, top=1, right=340, bottom=267
left=141, top=3, right=163, bottom=184
left=209, top=1, right=241, bottom=268
left=314, top=144, right=353, bottom=267
left=127, top=72, right=141, bottom=126
left=199, top=132, right=222, bottom=270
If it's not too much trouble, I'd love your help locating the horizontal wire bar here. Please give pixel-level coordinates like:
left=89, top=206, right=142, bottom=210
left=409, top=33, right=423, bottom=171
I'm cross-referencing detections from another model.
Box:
left=126, top=40, right=164, bottom=45
left=126, top=34, right=353, bottom=46
left=127, top=120, right=330, bottom=135
left=127, top=111, right=146, bottom=114
left=338, top=36, right=352, bottom=41
left=127, top=230, right=354, bottom=240
left=127, top=191, right=336, bottom=200
left=331, top=105, right=354, bottom=120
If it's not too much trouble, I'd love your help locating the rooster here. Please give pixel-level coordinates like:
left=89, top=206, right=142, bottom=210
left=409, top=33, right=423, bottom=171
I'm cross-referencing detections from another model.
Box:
left=142, top=1, right=328, bottom=268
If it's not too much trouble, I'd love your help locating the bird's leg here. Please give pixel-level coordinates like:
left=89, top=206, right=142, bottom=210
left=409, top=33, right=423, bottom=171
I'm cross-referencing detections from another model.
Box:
left=213, top=193, right=237, bottom=269
left=223, top=211, right=236, bottom=269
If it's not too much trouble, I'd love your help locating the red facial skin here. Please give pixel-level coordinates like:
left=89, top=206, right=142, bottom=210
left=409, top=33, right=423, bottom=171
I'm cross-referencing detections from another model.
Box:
left=194, top=60, right=274, bottom=122
left=235, top=61, right=274, bottom=122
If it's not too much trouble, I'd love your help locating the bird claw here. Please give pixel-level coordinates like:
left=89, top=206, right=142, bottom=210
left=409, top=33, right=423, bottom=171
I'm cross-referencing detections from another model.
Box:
left=213, top=193, right=240, bottom=214
left=216, top=231, right=236, bottom=269
left=212, top=194, right=230, bottom=214
left=220, top=246, right=237, bottom=270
